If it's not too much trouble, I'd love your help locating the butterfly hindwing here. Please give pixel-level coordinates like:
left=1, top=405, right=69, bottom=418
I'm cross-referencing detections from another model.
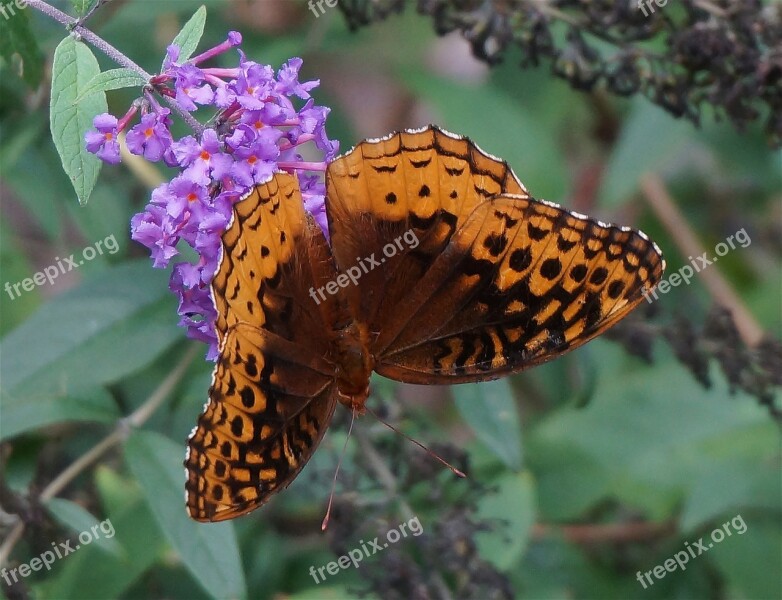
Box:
left=186, top=324, right=337, bottom=521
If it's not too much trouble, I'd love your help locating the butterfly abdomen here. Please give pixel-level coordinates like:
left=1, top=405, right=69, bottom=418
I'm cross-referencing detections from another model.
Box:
left=332, top=320, right=374, bottom=411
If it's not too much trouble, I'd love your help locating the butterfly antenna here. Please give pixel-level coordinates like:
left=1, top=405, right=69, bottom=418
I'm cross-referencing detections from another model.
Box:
left=321, top=407, right=357, bottom=531
left=365, top=405, right=466, bottom=478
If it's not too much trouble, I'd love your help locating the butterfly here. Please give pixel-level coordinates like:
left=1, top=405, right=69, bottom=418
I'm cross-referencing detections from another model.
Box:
left=185, top=125, right=665, bottom=521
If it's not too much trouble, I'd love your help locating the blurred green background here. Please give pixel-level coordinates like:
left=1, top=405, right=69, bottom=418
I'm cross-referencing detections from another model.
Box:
left=1, top=1, right=780, bottom=599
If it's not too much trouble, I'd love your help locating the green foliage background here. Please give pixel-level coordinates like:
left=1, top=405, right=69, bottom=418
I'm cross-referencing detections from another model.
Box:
left=0, top=1, right=780, bottom=599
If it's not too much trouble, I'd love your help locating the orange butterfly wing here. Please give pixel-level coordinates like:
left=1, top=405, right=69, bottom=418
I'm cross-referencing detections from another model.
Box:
left=186, top=126, right=665, bottom=521
left=185, top=173, right=342, bottom=521
left=325, top=126, right=526, bottom=342
left=325, top=126, right=664, bottom=384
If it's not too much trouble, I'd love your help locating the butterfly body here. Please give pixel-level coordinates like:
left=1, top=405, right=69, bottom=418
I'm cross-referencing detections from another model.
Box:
left=332, top=319, right=374, bottom=411
left=185, top=125, right=664, bottom=522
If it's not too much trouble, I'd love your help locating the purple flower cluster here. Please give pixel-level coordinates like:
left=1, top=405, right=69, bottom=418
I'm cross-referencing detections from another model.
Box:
left=84, top=32, right=338, bottom=359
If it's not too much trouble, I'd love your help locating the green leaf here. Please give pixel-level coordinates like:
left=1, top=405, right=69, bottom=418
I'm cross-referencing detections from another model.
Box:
left=598, top=99, right=696, bottom=208
left=0, top=127, right=68, bottom=239
left=680, top=453, right=782, bottom=531
left=44, top=498, right=124, bottom=556
left=0, top=260, right=181, bottom=396
left=0, top=220, right=40, bottom=335
left=0, top=386, right=118, bottom=441
left=168, top=5, right=207, bottom=64
left=74, top=68, right=147, bottom=104
left=530, top=349, right=774, bottom=520
left=453, top=380, right=523, bottom=471
left=0, top=9, right=44, bottom=87
left=124, top=430, right=246, bottom=600
left=35, top=467, right=166, bottom=599
left=49, top=36, right=107, bottom=204
left=707, top=514, right=782, bottom=599
left=475, top=471, right=536, bottom=570
left=527, top=441, right=609, bottom=521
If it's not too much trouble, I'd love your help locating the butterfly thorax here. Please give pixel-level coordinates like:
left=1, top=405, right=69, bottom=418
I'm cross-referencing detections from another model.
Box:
left=332, top=320, right=374, bottom=412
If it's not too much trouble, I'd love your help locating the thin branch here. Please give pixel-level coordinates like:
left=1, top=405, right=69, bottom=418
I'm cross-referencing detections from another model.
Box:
left=25, top=0, right=203, bottom=134
left=26, top=0, right=150, bottom=77
left=640, top=173, right=764, bottom=347
left=0, top=345, right=198, bottom=568
left=532, top=519, right=677, bottom=544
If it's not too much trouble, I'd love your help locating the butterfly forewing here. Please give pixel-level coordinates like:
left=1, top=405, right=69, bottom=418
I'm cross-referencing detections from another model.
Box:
left=373, top=194, right=664, bottom=383
left=186, top=173, right=343, bottom=522
left=325, top=126, right=526, bottom=335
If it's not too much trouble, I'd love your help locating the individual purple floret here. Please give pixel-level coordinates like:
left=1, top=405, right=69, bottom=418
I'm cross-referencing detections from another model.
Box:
left=125, top=109, right=173, bottom=162
left=84, top=113, right=122, bottom=164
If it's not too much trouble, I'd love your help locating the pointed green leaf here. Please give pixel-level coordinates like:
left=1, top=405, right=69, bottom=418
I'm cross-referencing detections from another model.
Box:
left=168, top=5, right=207, bottom=65
left=44, top=498, right=124, bottom=556
left=598, top=99, right=696, bottom=208
left=0, top=261, right=180, bottom=397
left=453, top=379, right=523, bottom=471
left=50, top=35, right=107, bottom=204
left=124, top=430, right=246, bottom=600
left=0, top=385, right=118, bottom=441
left=74, top=68, right=147, bottom=104
left=475, top=471, right=536, bottom=570
left=36, top=467, right=166, bottom=599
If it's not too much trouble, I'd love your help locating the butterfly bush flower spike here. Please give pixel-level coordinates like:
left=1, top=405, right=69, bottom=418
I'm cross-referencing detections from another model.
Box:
left=84, top=32, right=338, bottom=359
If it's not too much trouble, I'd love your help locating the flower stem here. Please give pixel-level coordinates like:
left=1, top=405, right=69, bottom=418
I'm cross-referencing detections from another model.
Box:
left=25, top=0, right=203, bottom=134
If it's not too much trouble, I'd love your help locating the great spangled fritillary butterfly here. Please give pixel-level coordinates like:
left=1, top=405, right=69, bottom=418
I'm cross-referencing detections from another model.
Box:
left=185, top=125, right=665, bottom=521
